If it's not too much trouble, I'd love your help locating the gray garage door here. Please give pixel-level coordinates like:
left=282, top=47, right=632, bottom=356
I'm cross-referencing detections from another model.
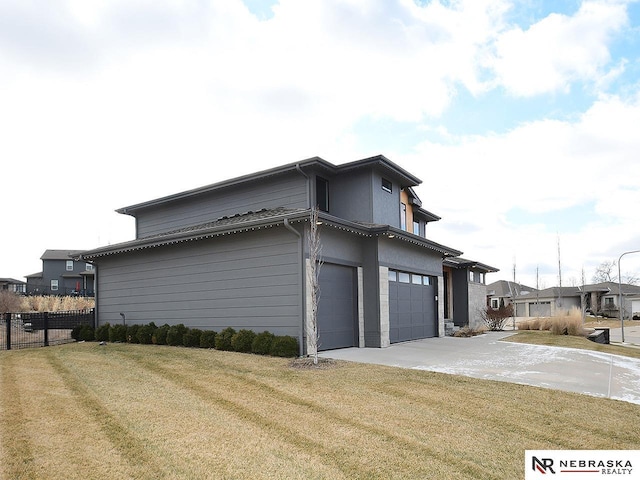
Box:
left=317, top=263, right=357, bottom=351
left=529, top=301, right=551, bottom=317
left=389, top=271, right=437, bottom=343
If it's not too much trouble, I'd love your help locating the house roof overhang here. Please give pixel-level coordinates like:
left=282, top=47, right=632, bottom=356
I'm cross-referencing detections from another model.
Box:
left=443, top=257, right=499, bottom=273
left=78, top=207, right=462, bottom=261
left=116, top=155, right=423, bottom=217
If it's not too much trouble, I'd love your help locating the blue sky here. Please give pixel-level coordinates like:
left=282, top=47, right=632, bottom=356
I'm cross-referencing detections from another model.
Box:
left=2, top=0, right=640, bottom=289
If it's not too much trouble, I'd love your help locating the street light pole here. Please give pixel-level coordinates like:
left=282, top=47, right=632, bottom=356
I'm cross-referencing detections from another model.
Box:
left=618, top=249, right=640, bottom=343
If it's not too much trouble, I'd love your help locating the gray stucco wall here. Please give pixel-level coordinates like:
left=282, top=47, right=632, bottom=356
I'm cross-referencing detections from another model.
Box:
left=95, top=227, right=302, bottom=337
left=330, top=170, right=373, bottom=223
left=468, top=282, right=488, bottom=329
left=134, top=172, right=308, bottom=238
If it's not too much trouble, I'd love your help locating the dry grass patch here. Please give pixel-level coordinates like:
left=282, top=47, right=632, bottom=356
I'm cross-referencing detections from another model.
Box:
left=503, top=330, right=640, bottom=360
left=1, top=343, right=639, bottom=480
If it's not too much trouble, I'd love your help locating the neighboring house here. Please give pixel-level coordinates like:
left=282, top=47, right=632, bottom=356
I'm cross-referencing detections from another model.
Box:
left=513, top=282, right=640, bottom=319
left=583, top=282, right=640, bottom=319
left=78, top=155, right=497, bottom=354
left=0, top=278, right=26, bottom=294
left=26, top=250, right=95, bottom=296
left=514, top=287, right=582, bottom=317
left=443, top=257, right=498, bottom=330
left=487, top=280, right=537, bottom=311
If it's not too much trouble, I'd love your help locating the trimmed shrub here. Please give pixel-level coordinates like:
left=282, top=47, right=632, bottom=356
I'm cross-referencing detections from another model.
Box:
left=136, top=324, right=155, bottom=344
left=95, top=323, right=110, bottom=342
left=183, top=328, right=203, bottom=348
left=231, top=329, right=256, bottom=353
left=251, top=331, right=275, bottom=355
left=110, top=324, right=127, bottom=343
left=215, top=327, right=236, bottom=351
left=153, top=324, right=170, bottom=345
left=166, top=324, right=188, bottom=347
left=269, top=335, right=299, bottom=357
left=71, top=324, right=83, bottom=341
left=78, top=324, right=95, bottom=342
left=200, top=330, right=217, bottom=349
left=126, top=324, right=140, bottom=343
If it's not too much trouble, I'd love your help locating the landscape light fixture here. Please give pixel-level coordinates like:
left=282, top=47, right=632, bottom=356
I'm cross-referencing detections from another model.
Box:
left=119, top=312, right=126, bottom=326
left=618, top=249, right=640, bottom=343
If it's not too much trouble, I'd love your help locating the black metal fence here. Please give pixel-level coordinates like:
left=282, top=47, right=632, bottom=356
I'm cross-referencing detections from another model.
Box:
left=0, top=309, right=95, bottom=350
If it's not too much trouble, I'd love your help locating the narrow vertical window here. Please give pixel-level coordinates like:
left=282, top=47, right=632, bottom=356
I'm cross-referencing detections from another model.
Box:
left=316, top=177, right=329, bottom=212
left=400, top=203, right=407, bottom=230
left=66, top=260, right=73, bottom=271
left=413, top=220, right=420, bottom=235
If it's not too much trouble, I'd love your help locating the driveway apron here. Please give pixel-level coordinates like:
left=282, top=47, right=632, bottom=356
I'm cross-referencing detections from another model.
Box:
left=320, top=332, right=640, bottom=405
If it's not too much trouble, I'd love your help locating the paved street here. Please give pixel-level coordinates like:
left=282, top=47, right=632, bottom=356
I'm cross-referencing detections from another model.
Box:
left=321, top=331, right=640, bottom=405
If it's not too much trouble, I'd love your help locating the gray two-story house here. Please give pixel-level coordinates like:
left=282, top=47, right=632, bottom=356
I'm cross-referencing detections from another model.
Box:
left=26, top=250, right=96, bottom=296
left=78, top=156, right=496, bottom=354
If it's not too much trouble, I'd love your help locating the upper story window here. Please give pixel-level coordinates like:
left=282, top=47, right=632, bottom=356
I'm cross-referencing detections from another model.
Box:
left=400, top=203, right=407, bottom=230
left=413, top=220, right=420, bottom=236
left=469, top=271, right=486, bottom=284
left=316, top=177, right=329, bottom=212
left=86, top=263, right=94, bottom=271
left=381, top=178, right=392, bottom=193
left=66, top=260, right=74, bottom=271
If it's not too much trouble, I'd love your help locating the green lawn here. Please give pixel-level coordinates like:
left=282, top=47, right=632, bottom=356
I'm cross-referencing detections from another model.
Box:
left=1, top=343, right=639, bottom=480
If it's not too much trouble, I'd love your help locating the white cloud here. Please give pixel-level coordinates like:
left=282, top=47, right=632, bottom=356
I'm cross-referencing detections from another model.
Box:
left=406, top=90, right=640, bottom=286
left=491, top=1, right=628, bottom=96
left=1, top=0, right=638, bottom=287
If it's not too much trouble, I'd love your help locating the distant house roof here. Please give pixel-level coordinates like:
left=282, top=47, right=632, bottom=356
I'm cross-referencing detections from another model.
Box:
left=40, top=250, right=86, bottom=260
left=116, top=155, right=423, bottom=216
left=487, top=280, right=537, bottom=298
left=443, top=257, right=499, bottom=273
left=581, top=282, right=640, bottom=295
left=516, top=286, right=583, bottom=300
left=78, top=207, right=462, bottom=261
left=0, top=278, right=25, bottom=285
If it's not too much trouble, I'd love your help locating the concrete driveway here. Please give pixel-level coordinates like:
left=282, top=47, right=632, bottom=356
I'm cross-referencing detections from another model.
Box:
left=320, top=331, right=640, bottom=405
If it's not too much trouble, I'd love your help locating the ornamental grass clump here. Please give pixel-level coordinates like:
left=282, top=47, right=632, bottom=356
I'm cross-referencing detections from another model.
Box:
left=518, top=307, right=586, bottom=337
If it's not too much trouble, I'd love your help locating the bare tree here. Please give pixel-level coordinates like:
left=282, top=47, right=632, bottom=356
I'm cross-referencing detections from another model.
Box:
left=592, top=260, right=639, bottom=285
left=592, top=260, right=617, bottom=283
left=306, top=207, right=323, bottom=365
left=0, top=291, right=24, bottom=313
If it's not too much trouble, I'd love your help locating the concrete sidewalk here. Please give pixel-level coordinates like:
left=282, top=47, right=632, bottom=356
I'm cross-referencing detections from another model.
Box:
left=320, top=332, right=640, bottom=405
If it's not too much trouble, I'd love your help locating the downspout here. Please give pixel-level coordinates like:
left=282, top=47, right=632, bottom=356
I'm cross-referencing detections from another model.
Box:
left=284, top=218, right=304, bottom=357
left=295, top=163, right=310, bottom=207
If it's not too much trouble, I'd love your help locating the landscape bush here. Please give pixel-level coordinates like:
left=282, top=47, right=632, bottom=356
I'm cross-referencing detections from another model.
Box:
left=167, top=324, right=188, bottom=347
left=269, top=335, right=299, bottom=357
left=126, top=324, right=140, bottom=343
left=136, top=324, right=155, bottom=344
left=200, top=330, right=217, bottom=349
left=109, top=324, right=127, bottom=343
left=215, top=327, right=236, bottom=351
left=73, top=321, right=298, bottom=359
left=231, top=329, right=256, bottom=353
left=251, top=331, right=275, bottom=355
left=95, top=323, right=111, bottom=342
left=183, top=328, right=203, bottom=348
left=153, top=324, right=170, bottom=345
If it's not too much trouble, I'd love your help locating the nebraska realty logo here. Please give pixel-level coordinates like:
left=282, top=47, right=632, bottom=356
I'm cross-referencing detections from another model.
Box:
left=525, top=451, right=640, bottom=479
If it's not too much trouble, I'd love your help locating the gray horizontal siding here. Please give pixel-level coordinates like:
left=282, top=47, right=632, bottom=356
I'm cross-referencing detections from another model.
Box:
left=135, top=173, right=308, bottom=238
left=378, top=237, right=443, bottom=276
left=96, top=228, right=301, bottom=336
